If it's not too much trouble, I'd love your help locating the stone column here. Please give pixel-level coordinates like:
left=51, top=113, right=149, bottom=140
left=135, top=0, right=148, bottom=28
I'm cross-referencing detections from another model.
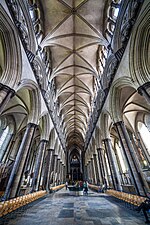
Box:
left=93, top=154, right=100, bottom=184
left=63, top=165, right=66, bottom=182
left=84, top=164, right=88, bottom=181
left=53, top=154, right=58, bottom=185
left=97, top=148, right=105, bottom=184
left=81, top=151, right=85, bottom=178
left=42, top=149, right=50, bottom=190
left=102, top=150, right=110, bottom=187
left=87, top=162, right=90, bottom=181
left=56, top=158, right=60, bottom=184
left=115, top=121, right=149, bottom=196
left=90, top=158, right=97, bottom=184
left=42, top=149, right=54, bottom=191
left=59, top=161, right=63, bottom=183
left=0, top=84, right=15, bottom=114
left=3, top=123, right=37, bottom=200
left=88, top=161, right=92, bottom=182
left=46, top=149, right=54, bottom=190
left=31, top=139, right=48, bottom=192
left=103, top=138, right=121, bottom=191
left=87, top=164, right=89, bottom=181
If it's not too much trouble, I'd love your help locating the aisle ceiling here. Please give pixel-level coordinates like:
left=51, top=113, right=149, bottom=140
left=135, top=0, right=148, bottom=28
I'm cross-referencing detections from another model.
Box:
left=40, top=0, right=108, bottom=150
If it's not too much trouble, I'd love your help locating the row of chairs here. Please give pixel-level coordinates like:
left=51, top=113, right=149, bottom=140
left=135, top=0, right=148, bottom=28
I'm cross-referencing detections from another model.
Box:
left=0, top=184, right=65, bottom=217
left=88, top=184, right=147, bottom=208
left=0, top=190, right=47, bottom=217
left=88, top=183, right=99, bottom=191
left=50, top=184, right=65, bottom=192
left=106, top=189, right=147, bottom=207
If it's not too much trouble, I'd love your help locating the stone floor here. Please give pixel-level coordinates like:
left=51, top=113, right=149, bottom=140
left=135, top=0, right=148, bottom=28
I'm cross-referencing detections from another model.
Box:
left=0, top=188, right=148, bottom=225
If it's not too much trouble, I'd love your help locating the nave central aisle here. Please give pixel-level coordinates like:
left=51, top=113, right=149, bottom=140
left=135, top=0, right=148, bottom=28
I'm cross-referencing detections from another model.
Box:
left=0, top=189, right=146, bottom=225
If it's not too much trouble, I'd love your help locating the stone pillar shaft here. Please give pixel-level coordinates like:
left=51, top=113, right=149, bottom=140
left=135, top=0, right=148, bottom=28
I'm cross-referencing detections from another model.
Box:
left=89, top=161, right=92, bottom=181
left=59, top=162, right=63, bottom=183
left=90, top=158, right=96, bottom=184
left=97, top=148, right=105, bottom=184
left=42, top=149, right=50, bottom=190
left=42, top=149, right=53, bottom=191
left=115, top=121, right=148, bottom=196
left=63, top=165, right=66, bottom=182
left=46, top=149, right=54, bottom=189
left=3, top=123, right=36, bottom=200
left=31, top=140, right=47, bottom=192
left=103, top=138, right=121, bottom=190
left=84, top=165, right=88, bottom=181
left=88, top=163, right=91, bottom=180
left=53, top=155, right=58, bottom=185
left=57, top=159, right=60, bottom=183
left=93, top=154, right=100, bottom=184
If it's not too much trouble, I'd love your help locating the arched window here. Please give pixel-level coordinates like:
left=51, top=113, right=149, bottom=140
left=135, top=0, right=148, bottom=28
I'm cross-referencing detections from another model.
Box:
left=111, top=7, right=119, bottom=20
left=115, top=140, right=127, bottom=173
left=112, top=0, right=122, bottom=4
left=0, top=126, right=9, bottom=149
left=0, top=116, right=15, bottom=162
left=138, top=122, right=150, bottom=155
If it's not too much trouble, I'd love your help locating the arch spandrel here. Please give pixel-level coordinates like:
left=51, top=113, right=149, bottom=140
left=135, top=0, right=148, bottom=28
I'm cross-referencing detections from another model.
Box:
left=130, top=1, right=150, bottom=85
left=0, top=5, right=22, bottom=90
left=17, top=80, right=41, bottom=125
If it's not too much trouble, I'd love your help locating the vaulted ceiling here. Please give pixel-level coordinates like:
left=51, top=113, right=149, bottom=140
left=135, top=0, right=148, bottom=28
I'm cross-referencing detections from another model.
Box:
left=40, top=0, right=108, bottom=150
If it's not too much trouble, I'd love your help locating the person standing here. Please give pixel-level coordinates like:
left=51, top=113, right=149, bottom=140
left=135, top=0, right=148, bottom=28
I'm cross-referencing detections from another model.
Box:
left=65, top=181, right=68, bottom=190
left=83, top=181, right=88, bottom=195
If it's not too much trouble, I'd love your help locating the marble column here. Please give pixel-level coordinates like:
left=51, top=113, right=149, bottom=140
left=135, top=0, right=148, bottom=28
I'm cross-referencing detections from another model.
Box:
left=87, top=163, right=90, bottom=180
left=3, top=123, right=37, bottom=200
left=59, top=161, right=63, bottom=183
left=115, top=121, right=149, bottom=196
left=42, top=149, right=54, bottom=191
left=0, top=84, right=15, bottom=114
left=103, top=138, right=121, bottom=191
left=47, top=149, right=54, bottom=189
left=53, top=155, right=58, bottom=185
left=87, top=162, right=91, bottom=181
left=84, top=165, right=88, bottom=181
left=56, top=158, right=60, bottom=184
left=42, top=149, right=50, bottom=190
left=63, top=165, right=66, bottom=182
left=93, top=154, right=100, bottom=184
left=97, top=148, right=105, bottom=184
left=88, top=161, right=92, bottom=182
left=31, top=139, right=48, bottom=192
left=61, top=163, right=64, bottom=183
left=90, top=158, right=97, bottom=184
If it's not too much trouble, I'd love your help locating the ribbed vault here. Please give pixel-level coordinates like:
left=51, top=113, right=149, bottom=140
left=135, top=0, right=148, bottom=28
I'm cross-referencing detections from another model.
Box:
left=40, top=0, right=108, bottom=150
